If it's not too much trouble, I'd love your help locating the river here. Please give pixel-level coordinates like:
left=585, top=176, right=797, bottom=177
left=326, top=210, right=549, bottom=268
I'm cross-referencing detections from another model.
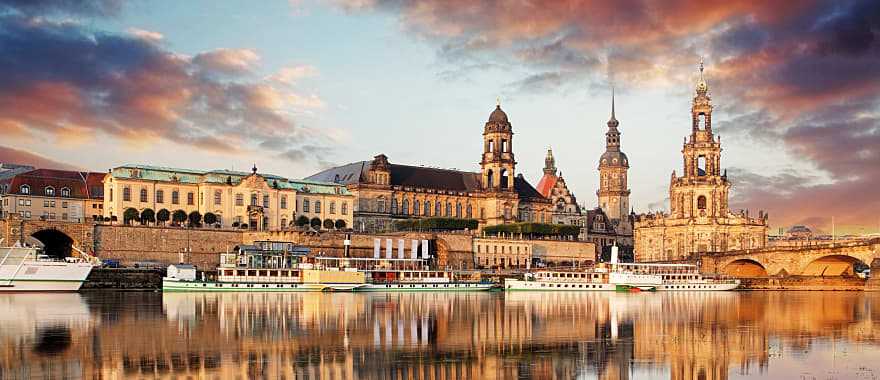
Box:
left=1, top=291, right=878, bottom=379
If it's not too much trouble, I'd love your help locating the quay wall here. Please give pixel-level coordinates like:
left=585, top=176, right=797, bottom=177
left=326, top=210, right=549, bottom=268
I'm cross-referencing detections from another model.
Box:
left=530, top=239, right=596, bottom=263
left=82, top=268, right=164, bottom=290
left=93, top=225, right=243, bottom=269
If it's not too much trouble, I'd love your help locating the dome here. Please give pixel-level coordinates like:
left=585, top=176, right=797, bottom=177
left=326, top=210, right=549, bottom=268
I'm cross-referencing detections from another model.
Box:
left=488, top=105, right=508, bottom=123
left=600, top=151, right=629, bottom=168
left=696, top=78, right=708, bottom=94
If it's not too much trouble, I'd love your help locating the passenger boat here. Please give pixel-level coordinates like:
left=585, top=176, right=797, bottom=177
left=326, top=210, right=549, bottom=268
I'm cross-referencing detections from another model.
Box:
left=0, top=244, right=93, bottom=292
left=162, top=241, right=367, bottom=292
left=314, top=257, right=495, bottom=292
left=504, top=246, right=739, bottom=292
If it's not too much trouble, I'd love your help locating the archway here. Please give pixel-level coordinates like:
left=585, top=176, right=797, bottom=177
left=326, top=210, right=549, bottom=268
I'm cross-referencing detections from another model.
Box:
left=31, top=229, right=74, bottom=258
left=722, top=259, right=768, bottom=277
left=801, top=255, right=865, bottom=277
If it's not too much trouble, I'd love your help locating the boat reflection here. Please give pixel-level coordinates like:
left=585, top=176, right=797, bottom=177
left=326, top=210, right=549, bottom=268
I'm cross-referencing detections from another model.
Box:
left=0, top=291, right=878, bottom=379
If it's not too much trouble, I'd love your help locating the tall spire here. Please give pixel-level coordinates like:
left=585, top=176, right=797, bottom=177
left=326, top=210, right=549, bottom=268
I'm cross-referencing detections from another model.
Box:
left=543, top=146, right=557, bottom=175
left=605, top=90, right=621, bottom=151
left=611, top=87, right=616, bottom=120
left=696, top=57, right=709, bottom=94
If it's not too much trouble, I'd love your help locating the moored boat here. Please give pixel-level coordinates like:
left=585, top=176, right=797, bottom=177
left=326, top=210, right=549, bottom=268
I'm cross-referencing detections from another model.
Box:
left=314, top=257, right=495, bottom=292
left=0, top=245, right=93, bottom=292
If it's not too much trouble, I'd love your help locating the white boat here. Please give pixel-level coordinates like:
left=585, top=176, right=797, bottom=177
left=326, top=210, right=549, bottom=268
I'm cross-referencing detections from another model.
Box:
left=313, top=257, right=495, bottom=292
left=505, top=246, right=739, bottom=292
left=0, top=245, right=93, bottom=292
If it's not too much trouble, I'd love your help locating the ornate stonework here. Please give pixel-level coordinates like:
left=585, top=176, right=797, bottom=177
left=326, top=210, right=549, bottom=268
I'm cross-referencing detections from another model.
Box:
left=597, top=93, right=633, bottom=237
left=634, top=61, right=768, bottom=262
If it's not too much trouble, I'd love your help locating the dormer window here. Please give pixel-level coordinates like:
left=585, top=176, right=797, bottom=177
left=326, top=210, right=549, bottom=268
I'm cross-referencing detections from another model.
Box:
left=60, top=187, right=70, bottom=197
left=45, top=186, right=55, bottom=196
left=20, top=185, right=30, bottom=194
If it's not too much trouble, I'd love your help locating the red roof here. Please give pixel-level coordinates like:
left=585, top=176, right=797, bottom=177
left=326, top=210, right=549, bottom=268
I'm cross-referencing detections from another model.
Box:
left=535, top=173, right=558, bottom=198
left=4, top=169, right=105, bottom=200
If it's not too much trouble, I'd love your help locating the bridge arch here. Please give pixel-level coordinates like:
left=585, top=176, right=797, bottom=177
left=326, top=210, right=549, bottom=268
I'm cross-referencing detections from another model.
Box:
left=721, top=259, right=768, bottom=277
left=31, top=229, right=74, bottom=258
left=800, top=255, right=866, bottom=277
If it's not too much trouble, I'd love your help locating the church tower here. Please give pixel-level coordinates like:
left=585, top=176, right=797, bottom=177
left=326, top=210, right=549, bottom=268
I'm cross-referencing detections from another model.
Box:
left=597, top=92, right=631, bottom=227
left=668, top=59, right=730, bottom=219
left=481, top=101, right=516, bottom=192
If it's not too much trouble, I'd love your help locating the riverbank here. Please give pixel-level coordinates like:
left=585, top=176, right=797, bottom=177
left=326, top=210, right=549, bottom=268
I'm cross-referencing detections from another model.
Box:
left=81, top=268, right=164, bottom=290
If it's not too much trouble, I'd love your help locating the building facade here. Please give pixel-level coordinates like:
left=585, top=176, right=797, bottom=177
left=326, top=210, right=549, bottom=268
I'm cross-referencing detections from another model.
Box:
left=306, top=104, right=552, bottom=233
left=473, top=237, right=532, bottom=269
left=634, top=62, right=768, bottom=262
left=103, top=165, right=353, bottom=230
left=0, top=168, right=104, bottom=223
left=535, top=148, right=582, bottom=226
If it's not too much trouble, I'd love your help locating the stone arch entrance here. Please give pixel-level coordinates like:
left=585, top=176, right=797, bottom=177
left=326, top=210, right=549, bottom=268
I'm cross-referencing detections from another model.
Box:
left=722, top=259, right=768, bottom=277
left=31, top=229, right=74, bottom=258
left=801, top=255, right=866, bottom=277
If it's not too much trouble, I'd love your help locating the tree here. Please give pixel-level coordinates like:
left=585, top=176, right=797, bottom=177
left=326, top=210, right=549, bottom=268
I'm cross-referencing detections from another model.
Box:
left=172, top=210, right=187, bottom=225
left=204, top=212, right=218, bottom=225
left=334, top=219, right=347, bottom=229
left=123, top=208, right=139, bottom=225
left=295, top=215, right=310, bottom=227
left=323, top=219, right=334, bottom=230
left=140, top=208, right=156, bottom=225
left=188, top=211, right=202, bottom=227
left=310, top=217, right=322, bottom=229
left=156, top=209, right=170, bottom=225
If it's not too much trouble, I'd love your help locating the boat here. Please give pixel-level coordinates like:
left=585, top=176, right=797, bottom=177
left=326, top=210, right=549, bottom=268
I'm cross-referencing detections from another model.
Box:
left=504, top=246, right=739, bottom=292
left=162, top=241, right=367, bottom=292
left=314, top=257, right=496, bottom=292
left=0, top=244, right=93, bottom=292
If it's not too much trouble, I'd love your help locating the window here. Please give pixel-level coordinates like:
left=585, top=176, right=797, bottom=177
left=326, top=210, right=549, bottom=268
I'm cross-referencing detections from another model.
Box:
left=329, top=201, right=336, bottom=214
left=341, top=202, right=348, bottom=215
left=455, top=202, right=462, bottom=218
left=376, top=198, right=385, bottom=213
left=501, top=139, right=508, bottom=152
left=171, top=190, right=179, bottom=204
left=123, top=187, right=131, bottom=202
left=280, top=195, right=287, bottom=209
left=62, top=213, right=68, bottom=220
left=156, top=190, right=164, bottom=203
left=436, top=202, right=441, bottom=216
left=315, top=200, right=321, bottom=213
left=250, top=193, right=258, bottom=206
left=235, top=193, right=243, bottom=206
left=697, top=195, right=707, bottom=210
left=20, top=185, right=30, bottom=194
left=401, top=199, right=409, bottom=215
left=45, top=187, right=55, bottom=196
left=390, top=198, right=398, bottom=214
left=424, top=201, right=431, bottom=216
left=140, top=188, right=148, bottom=203
left=445, top=202, right=452, bottom=217
left=263, top=195, right=269, bottom=208
left=109, top=188, right=113, bottom=202
left=413, top=200, right=420, bottom=216
left=214, top=190, right=222, bottom=205
left=62, top=201, right=67, bottom=208
left=281, top=218, right=287, bottom=228
left=44, top=200, right=49, bottom=207
left=698, top=156, right=707, bottom=176
left=187, top=192, right=195, bottom=205
left=303, top=199, right=310, bottom=213
left=466, top=204, right=473, bottom=218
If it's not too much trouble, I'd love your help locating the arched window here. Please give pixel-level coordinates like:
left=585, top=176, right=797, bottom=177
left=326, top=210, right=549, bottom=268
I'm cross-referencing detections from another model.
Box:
left=155, top=190, right=164, bottom=203
left=281, top=218, right=287, bottom=228
left=697, top=156, right=707, bottom=176
left=698, top=113, right=706, bottom=130
left=424, top=201, right=431, bottom=216
left=45, top=186, right=55, bottom=196
left=140, top=188, right=147, bottom=202
left=455, top=202, right=462, bottom=218
left=486, top=169, right=494, bottom=189
left=435, top=201, right=441, bottom=216
left=376, top=198, right=385, bottom=213
left=445, top=202, right=452, bottom=217
left=697, top=195, right=707, bottom=210
left=500, top=169, right=509, bottom=189
left=60, top=187, right=70, bottom=197
left=390, top=198, right=398, bottom=214
left=250, top=193, right=258, bottom=206
left=413, top=200, right=420, bottom=216
left=466, top=204, right=473, bottom=218
left=20, top=184, right=30, bottom=194
left=402, top=199, right=409, bottom=215
left=501, top=139, right=508, bottom=152
left=487, top=139, right=494, bottom=153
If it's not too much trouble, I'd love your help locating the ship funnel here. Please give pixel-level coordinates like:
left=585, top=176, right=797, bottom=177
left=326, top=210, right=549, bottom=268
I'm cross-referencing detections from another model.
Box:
left=610, top=244, right=619, bottom=264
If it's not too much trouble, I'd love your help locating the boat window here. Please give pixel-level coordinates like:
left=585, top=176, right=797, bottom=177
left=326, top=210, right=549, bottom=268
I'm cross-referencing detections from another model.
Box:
left=237, top=270, right=245, bottom=276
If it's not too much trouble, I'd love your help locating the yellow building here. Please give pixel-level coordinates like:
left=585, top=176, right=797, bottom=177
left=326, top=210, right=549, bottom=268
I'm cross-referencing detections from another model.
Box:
left=634, top=61, right=768, bottom=261
left=0, top=168, right=105, bottom=223
left=473, top=237, right=532, bottom=269
left=103, top=165, right=352, bottom=230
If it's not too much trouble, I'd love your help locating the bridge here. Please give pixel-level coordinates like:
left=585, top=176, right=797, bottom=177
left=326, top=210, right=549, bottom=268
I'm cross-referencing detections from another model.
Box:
left=699, top=238, right=880, bottom=277
left=0, top=217, right=96, bottom=258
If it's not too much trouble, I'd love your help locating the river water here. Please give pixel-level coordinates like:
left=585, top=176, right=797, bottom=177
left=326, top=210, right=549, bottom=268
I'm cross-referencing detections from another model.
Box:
left=1, top=291, right=879, bottom=379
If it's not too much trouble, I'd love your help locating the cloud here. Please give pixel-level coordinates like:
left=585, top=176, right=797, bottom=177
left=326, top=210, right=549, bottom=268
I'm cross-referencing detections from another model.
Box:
left=126, top=27, right=163, bottom=42
left=340, top=0, right=880, bottom=230
left=0, top=0, right=124, bottom=17
left=0, top=14, right=334, bottom=166
left=0, top=145, right=82, bottom=171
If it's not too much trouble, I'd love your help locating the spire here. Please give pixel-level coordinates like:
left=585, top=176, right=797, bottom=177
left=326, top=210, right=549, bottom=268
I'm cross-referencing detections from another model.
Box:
left=607, top=89, right=619, bottom=129
left=543, top=147, right=557, bottom=175
left=611, top=87, right=616, bottom=120
left=696, top=56, right=709, bottom=94
left=252, top=163, right=258, bottom=174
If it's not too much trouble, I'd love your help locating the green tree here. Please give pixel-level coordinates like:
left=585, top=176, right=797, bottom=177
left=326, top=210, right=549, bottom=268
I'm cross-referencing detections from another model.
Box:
left=323, top=218, right=334, bottom=230
left=188, top=211, right=202, bottom=227
left=156, top=209, right=170, bottom=225
left=310, top=217, right=322, bottom=229
left=334, top=219, right=346, bottom=229
left=140, top=208, right=155, bottom=225
left=203, top=212, right=218, bottom=225
left=123, top=208, right=139, bottom=225
left=295, top=215, right=310, bottom=227
left=172, top=210, right=187, bottom=225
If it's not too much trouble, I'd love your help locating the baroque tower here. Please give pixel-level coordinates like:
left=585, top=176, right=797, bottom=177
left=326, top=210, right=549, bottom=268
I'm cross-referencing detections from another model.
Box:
left=480, top=101, right=519, bottom=224
left=597, top=91, right=631, bottom=230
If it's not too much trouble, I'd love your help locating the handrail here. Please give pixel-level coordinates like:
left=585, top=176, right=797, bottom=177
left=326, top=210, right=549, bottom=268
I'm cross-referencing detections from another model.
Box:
left=71, top=245, right=101, bottom=266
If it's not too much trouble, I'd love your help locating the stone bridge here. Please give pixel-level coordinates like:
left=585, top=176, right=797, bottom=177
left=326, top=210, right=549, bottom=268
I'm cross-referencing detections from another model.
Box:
left=700, top=238, right=880, bottom=277
left=0, top=217, right=96, bottom=258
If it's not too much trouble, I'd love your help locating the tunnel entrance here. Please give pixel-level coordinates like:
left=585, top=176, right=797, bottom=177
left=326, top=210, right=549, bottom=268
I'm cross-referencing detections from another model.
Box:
left=722, top=259, right=768, bottom=277
left=31, top=229, right=74, bottom=259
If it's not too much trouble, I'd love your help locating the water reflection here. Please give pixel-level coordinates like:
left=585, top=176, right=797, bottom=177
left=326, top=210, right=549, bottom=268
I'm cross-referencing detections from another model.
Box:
left=0, top=291, right=879, bottom=379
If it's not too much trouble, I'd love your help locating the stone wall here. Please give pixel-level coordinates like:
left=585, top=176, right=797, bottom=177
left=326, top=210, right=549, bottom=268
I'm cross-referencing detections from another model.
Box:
left=738, top=276, right=867, bottom=291
left=530, top=239, right=596, bottom=264
left=82, top=268, right=164, bottom=290
left=94, top=225, right=243, bottom=269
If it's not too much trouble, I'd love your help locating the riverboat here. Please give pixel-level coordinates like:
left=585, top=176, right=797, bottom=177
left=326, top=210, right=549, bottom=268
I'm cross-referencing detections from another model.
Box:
left=504, top=246, right=739, bottom=292
left=0, top=244, right=93, bottom=292
left=315, top=257, right=495, bottom=292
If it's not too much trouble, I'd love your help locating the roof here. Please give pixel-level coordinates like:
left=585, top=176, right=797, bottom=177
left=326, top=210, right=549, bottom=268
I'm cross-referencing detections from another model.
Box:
left=305, top=161, right=368, bottom=185
left=488, top=105, right=509, bottom=123
left=535, top=173, right=558, bottom=198
left=514, top=175, right=547, bottom=201
left=3, top=169, right=105, bottom=199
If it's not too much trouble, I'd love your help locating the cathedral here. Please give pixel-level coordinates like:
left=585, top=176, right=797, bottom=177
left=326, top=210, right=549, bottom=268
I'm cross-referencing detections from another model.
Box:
left=634, top=61, right=768, bottom=262
left=307, top=103, right=552, bottom=232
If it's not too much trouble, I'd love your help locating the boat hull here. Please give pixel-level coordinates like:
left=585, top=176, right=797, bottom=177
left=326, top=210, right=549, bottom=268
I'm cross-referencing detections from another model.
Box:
left=0, top=262, right=92, bottom=292
left=162, top=279, right=367, bottom=292
left=356, top=282, right=495, bottom=292
left=504, top=279, right=739, bottom=291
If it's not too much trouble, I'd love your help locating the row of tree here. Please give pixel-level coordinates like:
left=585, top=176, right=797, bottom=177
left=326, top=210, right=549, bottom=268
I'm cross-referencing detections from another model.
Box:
left=394, top=217, right=479, bottom=231
left=121, top=208, right=348, bottom=230
left=482, top=222, right=581, bottom=239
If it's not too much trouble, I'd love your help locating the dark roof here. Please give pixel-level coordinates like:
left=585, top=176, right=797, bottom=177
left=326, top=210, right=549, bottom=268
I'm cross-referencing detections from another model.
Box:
left=488, top=105, right=509, bottom=123
left=514, top=175, right=547, bottom=201
left=305, top=161, right=368, bottom=185
left=3, top=169, right=105, bottom=199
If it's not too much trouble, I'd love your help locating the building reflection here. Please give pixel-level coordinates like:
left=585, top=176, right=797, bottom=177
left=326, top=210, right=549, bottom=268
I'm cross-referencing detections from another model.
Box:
left=0, top=291, right=878, bottom=379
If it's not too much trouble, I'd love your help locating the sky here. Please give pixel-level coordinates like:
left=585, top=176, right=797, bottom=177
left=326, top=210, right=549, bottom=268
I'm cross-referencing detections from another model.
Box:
left=0, top=0, right=878, bottom=234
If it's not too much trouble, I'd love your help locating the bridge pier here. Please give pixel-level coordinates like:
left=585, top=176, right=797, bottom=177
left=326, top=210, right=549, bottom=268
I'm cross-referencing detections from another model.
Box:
left=867, top=258, right=880, bottom=292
